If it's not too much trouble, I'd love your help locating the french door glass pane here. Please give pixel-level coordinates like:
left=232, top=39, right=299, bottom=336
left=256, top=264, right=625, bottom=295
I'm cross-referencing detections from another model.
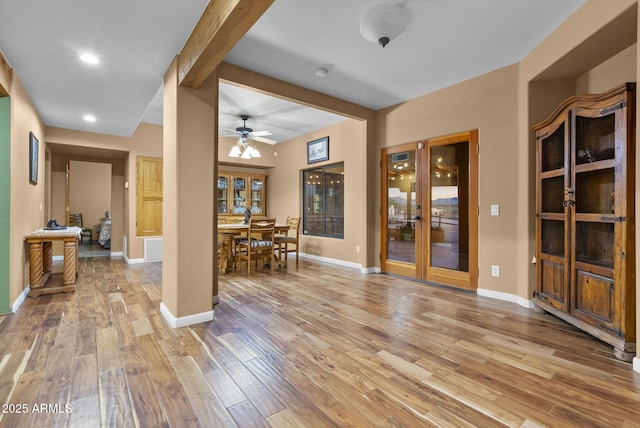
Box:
left=430, top=142, right=469, bottom=272
left=386, top=150, right=416, bottom=263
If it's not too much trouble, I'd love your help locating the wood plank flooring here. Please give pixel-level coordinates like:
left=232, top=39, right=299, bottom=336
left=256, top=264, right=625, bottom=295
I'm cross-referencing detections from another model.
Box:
left=0, top=256, right=638, bottom=427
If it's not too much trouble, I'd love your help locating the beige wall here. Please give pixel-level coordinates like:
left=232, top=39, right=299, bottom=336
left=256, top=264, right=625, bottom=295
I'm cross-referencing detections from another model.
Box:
left=46, top=123, right=162, bottom=259
left=8, top=74, right=45, bottom=304
left=69, top=160, right=111, bottom=239
left=268, top=118, right=366, bottom=265
left=376, top=64, right=520, bottom=293
left=577, top=43, right=637, bottom=94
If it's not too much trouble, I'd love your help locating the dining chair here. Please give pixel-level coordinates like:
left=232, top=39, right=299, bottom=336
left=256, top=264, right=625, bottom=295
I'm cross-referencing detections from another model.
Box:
left=236, top=218, right=277, bottom=275
left=68, top=213, right=92, bottom=243
left=217, top=241, right=230, bottom=274
left=275, top=216, right=300, bottom=266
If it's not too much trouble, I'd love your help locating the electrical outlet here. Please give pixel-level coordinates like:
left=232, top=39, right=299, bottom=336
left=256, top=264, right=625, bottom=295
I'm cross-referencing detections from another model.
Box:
left=491, top=265, right=500, bottom=277
left=356, top=245, right=360, bottom=253
left=491, top=204, right=500, bottom=216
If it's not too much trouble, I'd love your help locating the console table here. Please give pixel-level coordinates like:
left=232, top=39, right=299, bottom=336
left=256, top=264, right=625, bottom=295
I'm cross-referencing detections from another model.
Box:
left=25, top=227, right=81, bottom=297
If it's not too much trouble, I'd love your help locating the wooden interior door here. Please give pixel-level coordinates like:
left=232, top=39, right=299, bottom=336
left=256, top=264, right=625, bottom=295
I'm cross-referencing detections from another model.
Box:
left=136, top=156, right=163, bottom=236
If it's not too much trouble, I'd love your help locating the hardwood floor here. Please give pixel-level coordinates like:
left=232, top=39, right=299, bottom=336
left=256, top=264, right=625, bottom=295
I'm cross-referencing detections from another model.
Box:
left=0, top=257, right=638, bottom=427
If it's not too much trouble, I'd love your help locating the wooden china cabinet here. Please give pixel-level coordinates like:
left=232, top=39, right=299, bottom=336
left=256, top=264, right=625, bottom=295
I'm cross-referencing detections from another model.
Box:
left=533, top=83, right=636, bottom=361
left=217, top=170, right=266, bottom=216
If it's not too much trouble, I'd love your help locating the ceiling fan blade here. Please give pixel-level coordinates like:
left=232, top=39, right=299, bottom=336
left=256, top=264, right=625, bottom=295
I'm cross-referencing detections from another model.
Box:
left=252, top=136, right=277, bottom=145
left=251, top=130, right=273, bottom=137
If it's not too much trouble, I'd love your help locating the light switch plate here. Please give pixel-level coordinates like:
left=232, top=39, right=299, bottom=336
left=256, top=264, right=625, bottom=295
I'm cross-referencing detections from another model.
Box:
left=490, top=204, right=500, bottom=216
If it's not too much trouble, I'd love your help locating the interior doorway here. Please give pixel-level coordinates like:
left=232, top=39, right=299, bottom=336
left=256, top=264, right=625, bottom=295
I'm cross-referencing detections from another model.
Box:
left=381, top=130, right=478, bottom=291
left=66, top=160, right=112, bottom=258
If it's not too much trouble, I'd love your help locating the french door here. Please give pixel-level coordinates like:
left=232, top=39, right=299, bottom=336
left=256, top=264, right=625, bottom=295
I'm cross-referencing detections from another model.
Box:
left=381, top=131, right=478, bottom=291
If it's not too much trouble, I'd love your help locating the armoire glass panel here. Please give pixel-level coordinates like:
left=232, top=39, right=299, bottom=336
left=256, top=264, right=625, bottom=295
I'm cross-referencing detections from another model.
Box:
left=575, top=114, right=615, bottom=164
left=541, top=220, right=564, bottom=257
left=541, top=176, right=564, bottom=213
left=575, top=222, right=614, bottom=268
left=575, top=168, right=615, bottom=214
left=541, top=124, right=565, bottom=172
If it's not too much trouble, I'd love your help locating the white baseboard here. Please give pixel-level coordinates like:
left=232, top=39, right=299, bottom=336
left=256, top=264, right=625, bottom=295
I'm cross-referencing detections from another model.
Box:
left=634, top=357, right=640, bottom=374
left=361, top=266, right=381, bottom=274
left=124, top=256, right=145, bottom=265
left=212, top=295, right=220, bottom=305
left=159, top=302, right=214, bottom=328
left=110, top=251, right=123, bottom=258
left=477, top=288, right=534, bottom=309
left=300, top=252, right=362, bottom=270
left=11, top=287, right=30, bottom=313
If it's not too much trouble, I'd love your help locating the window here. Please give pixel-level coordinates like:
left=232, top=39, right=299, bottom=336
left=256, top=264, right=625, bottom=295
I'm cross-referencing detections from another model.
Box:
left=302, top=163, right=344, bottom=238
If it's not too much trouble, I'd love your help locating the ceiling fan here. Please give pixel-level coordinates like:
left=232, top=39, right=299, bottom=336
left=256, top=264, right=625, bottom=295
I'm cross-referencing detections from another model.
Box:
left=227, top=115, right=277, bottom=145
left=227, top=115, right=276, bottom=159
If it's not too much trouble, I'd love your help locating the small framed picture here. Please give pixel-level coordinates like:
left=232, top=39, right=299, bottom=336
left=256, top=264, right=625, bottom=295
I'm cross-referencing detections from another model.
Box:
left=29, top=132, right=38, bottom=185
left=307, top=136, right=329, bottom=164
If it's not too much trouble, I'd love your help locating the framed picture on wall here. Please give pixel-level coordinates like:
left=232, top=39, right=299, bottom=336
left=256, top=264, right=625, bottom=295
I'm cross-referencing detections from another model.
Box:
left=29, top=132, right=38, bottom=185
left=307, top=136, right=329, bottom=164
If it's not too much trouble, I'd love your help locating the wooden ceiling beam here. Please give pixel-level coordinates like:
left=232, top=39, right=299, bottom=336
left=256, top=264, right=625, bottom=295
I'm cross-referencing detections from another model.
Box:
left=177, top=0, right=273, bottom=89
left=0, top=51, right=12, bottom=97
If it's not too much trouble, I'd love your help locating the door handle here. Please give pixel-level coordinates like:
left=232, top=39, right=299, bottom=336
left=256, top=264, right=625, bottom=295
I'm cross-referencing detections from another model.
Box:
left=414, top=216, right=422, bottom=220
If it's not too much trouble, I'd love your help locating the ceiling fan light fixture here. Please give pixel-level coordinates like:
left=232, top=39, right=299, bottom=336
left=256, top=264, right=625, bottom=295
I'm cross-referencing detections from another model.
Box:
left=251, top=148, right=261, bottom=158
left=240, top=145, right=253, bottom=159
left=360, top=3, right=409, bottom=48
left=228, top=144, right=242, bottom=157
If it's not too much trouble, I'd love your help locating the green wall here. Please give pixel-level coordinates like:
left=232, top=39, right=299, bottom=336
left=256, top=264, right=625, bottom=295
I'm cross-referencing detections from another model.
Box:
left=0, top=97, right=10, bottom=313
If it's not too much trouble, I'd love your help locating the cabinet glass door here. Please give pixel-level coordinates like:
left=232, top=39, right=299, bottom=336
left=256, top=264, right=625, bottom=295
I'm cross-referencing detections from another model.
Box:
left=570, top=107, right=618, bottom=326
left=536, top=119, right=569, bottom=311
left=217, top=175, right=229, bottom=213
left=233, top=177, right=247, bottom=213
left=250, top=177, right=263, bottom=214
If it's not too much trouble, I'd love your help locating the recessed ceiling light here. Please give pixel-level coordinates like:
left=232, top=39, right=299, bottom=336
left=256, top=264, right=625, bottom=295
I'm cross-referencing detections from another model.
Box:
left=315, top=67, right=328, bottom=78
left=80, top=53, right=99, bottom=65
left=83, top=115, right=96, bottom=122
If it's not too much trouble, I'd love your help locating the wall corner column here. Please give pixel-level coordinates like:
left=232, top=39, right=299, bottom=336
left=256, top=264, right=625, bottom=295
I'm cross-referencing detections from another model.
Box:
left=161, top=58, right=217, bottom=327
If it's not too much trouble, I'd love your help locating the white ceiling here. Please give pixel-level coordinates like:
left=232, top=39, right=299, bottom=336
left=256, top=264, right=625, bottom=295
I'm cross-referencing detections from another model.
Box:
left=0, top=0, right=586, bottom=142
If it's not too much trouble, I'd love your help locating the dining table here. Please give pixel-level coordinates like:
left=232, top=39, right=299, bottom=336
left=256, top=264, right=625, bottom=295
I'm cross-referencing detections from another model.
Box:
left=217, top=222, right=290, bottom=274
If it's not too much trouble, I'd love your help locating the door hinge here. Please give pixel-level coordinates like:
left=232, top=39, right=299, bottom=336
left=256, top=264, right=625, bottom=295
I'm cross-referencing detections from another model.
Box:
left=477, top=145, right=480, bottom=154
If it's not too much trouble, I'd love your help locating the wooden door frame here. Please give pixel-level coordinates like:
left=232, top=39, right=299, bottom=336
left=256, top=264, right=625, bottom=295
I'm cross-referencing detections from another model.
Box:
left=381, top=130, right=479, bottom=291
left=381, top=142, right=422, bottom=278
left=422, top=130, right=479, bottom=291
